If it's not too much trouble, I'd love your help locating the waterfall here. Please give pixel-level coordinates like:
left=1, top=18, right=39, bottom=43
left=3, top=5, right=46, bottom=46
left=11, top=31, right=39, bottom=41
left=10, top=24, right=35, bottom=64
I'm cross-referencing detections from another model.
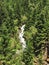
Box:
left=19, top=24, right=26, bottom=50
left=16, top=24, right=26, bottom=54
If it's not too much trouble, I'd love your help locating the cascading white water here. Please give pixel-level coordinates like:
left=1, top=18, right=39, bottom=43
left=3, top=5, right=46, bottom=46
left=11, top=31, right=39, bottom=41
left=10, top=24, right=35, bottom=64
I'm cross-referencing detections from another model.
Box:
left=19, top=24, right=26, bottom=50
left=16, top=24, right=26, bottom=54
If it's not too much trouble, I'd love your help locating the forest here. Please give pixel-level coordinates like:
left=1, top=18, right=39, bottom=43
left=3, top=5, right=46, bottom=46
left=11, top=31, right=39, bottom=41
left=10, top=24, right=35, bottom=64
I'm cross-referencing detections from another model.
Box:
left=0, top=0, right=49, bottom=65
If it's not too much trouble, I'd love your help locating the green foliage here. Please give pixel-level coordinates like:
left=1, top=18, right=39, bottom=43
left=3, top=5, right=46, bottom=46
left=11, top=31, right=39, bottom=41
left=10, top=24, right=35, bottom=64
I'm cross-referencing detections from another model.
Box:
left=0, top=0, right=49, bottom=65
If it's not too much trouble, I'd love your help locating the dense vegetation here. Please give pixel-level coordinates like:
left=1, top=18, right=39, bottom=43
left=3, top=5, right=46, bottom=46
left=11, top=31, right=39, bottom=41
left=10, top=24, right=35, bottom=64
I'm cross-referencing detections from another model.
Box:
left=0, top=0, right=49, bottom=65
